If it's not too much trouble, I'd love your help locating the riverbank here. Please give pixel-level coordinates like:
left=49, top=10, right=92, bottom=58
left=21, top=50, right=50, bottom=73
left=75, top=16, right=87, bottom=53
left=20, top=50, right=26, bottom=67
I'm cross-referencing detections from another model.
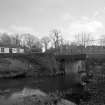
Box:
left=0, top=54, right=61, bottom=78
left=80, top=65, right=105, bottom=105
left=0, top=58, right=28, bottom=78
left=0, top=74, right=89, bottom=105
left=0, top=88, right=76, bottom=105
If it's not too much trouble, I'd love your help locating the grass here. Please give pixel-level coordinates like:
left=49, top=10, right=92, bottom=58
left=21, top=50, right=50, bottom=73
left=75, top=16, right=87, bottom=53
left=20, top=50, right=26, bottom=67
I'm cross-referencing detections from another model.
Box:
left=80, top=65, right=105, bottom=105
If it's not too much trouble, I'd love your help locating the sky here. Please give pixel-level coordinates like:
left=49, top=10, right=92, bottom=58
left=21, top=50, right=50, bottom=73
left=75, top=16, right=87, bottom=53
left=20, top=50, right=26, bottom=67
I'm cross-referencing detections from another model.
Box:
left=0, top=0, right=105, bottom=41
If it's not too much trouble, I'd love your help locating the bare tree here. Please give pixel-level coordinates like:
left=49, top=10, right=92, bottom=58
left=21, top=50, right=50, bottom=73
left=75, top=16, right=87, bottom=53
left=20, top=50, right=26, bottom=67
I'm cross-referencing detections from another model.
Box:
left=75, top=32, right=92, bottom=47
left=11, top=34, right=21, bottom=47
left=50, top=29, right=63, bottom=48
left=41, top=36, right=50, bottom=51
left=99, top=35, right=105, bottom=46
left=21, top=33, right=39, bottom=48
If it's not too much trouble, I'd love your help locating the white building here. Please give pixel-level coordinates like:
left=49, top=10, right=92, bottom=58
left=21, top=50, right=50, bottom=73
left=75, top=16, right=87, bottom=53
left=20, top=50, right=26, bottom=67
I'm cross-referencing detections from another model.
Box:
left=0, top=47, right=9, bottom=53
left=19, top=49, right=24, bottom=53
left=0, top=47, right=24, bottom=53
left=12, top=48, right=18, bottom=53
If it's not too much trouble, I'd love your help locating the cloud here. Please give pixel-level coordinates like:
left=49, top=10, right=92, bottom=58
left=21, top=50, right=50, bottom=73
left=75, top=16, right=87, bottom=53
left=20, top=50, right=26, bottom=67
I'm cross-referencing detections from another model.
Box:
left=67, top=20, right=104, bottom=34
left=10, top=25, right=36, bottom=34
left=62, top=13, right=74, bottom=21
left=92, top=7, right=105, bottom=19
left=61, top=16, right=105, bottom=41
left=0, top=29, right=8, bottom=33
left=93, top=11, right=100, bottom=17
left=81, top=16, right=90, bottom=21
left=62, top=14, right=104, bottom=34
left=0, top=28, right=13, bottom=35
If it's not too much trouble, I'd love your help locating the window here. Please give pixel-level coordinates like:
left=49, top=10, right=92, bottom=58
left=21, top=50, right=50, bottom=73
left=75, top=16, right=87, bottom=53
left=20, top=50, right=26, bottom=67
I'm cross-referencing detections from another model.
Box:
left=1, top=48, right=4, bottom=53
left=9, top=48, right=12, bottom=53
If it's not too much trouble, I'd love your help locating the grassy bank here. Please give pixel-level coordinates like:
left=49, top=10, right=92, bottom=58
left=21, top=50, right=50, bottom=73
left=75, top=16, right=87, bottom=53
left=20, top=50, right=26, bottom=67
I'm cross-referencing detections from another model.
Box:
left=80, top=64, right=105, bottom=105
left=0, top=54, right=60, bottom=78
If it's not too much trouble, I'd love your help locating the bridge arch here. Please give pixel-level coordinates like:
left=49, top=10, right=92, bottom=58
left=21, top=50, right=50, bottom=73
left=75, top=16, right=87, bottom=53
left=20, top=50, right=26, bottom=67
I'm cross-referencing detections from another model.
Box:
left=56, top=54, right=86, bottom=74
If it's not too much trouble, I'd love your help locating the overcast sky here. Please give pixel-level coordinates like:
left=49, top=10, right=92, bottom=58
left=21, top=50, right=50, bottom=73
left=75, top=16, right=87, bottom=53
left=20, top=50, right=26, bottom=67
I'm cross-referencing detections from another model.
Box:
left=0, top=0, right=105, bottom=41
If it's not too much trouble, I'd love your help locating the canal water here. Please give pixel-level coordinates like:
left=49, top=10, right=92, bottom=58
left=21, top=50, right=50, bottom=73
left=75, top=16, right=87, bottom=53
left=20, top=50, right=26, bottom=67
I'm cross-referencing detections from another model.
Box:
left=0, top=74, right=89, bottom=104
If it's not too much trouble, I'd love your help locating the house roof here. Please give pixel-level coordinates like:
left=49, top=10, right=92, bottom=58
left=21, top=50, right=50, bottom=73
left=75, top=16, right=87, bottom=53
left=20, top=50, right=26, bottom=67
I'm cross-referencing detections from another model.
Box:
left=0, top=44, right=24, bottom=49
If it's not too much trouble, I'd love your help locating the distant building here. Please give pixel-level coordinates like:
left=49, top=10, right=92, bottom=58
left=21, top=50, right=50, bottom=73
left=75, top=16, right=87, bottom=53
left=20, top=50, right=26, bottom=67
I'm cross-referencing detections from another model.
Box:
left=0, top=47, right=9, bottom=53
left=18, top=48, right=24, bottom=53
left=26, top=47, right=42, bottom=53
left=0, top=47, right=24, bottom=53
left=12, top=48, right=17, bottom=53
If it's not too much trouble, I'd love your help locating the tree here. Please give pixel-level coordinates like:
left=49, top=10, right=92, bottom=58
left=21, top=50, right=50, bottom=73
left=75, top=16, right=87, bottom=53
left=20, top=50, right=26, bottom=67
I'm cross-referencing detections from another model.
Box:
left=32, top=40, right=43, bottom=50
left=0, top=33, right=11, bottom=46
left=50, top=29, right=63, bottom=48
left=21, top=33, right=39, bottom=48
left=75, top=32, right=93, bottom=47
left=99, top=35, right=105, bottom=46
left=11, top=34, right=21, bottom=47
left=41, top=36, right=50, bottom=51
left=70, top=42, right=78, bottom=46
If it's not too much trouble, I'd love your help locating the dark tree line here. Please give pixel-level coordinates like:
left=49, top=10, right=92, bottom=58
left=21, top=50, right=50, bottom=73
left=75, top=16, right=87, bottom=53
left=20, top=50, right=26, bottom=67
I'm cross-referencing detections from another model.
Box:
left=0, top=33, right=42, bottom=50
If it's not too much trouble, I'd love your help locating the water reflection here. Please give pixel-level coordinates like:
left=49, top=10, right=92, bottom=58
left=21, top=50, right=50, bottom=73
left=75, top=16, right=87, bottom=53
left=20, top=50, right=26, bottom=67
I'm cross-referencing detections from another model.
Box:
left=0, top=74, right=85, bottom=104
left=0, top=74, right=81, bottom=91
left=0, top=88, right=47, bottom=105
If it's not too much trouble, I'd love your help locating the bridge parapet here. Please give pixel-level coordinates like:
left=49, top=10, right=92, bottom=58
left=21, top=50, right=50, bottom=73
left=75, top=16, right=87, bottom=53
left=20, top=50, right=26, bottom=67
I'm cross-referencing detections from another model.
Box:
left=56, top=54, right=86, bottom=62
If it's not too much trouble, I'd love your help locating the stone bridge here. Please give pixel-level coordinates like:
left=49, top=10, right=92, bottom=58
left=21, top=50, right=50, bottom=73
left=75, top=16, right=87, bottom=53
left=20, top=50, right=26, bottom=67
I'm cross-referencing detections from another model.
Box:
left=55, top=54, right=86, bottom=74
left=0, top=53, right=87, bottom=75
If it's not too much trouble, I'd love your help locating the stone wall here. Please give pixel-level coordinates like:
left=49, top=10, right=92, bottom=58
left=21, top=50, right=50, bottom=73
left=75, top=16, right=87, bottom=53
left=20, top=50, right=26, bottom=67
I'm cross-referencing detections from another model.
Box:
left=64, top=60, right=86, bottom=74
